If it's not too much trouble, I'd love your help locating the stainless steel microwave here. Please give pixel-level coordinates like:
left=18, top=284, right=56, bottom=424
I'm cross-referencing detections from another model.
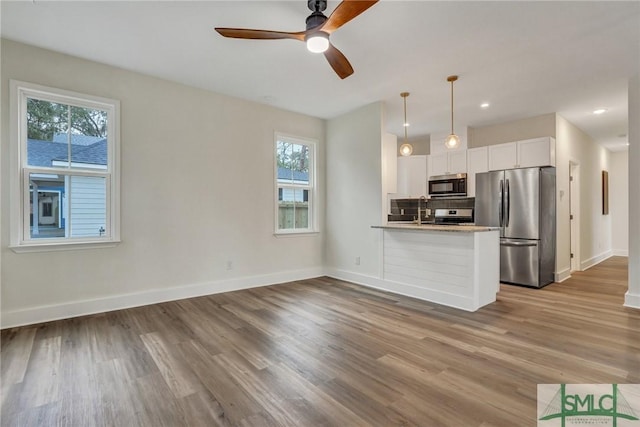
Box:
left=428, top=173, right=467, bottom=198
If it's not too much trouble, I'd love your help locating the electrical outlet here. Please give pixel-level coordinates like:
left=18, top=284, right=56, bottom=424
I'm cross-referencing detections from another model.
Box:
left=355, top=256, right=360, bottom=265
left=226, top=260, right=233, bottom=270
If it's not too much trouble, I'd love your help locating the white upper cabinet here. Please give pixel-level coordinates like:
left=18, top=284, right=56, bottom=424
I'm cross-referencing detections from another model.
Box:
left=488, top=137, right=555, bottom=171
left=397, top=155, right=427, bottom=198
left=382, top=133, right=398, bottom=194
left=466, top=146, right=489, bottom=198
left=428, top=152, right=448, bottom=177
left=449, top=150, right=467, bottom=175
left=428, top=150, right=467, bottom=177
left=518, top=137, right=556, bottom=168
left=488, top=142, right=517, bottom=171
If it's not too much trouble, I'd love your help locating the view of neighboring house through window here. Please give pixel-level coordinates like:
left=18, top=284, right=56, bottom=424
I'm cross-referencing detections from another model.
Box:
left=275, top=135, right=315, bottom=233
left=10, top=80, right=120, bottom=249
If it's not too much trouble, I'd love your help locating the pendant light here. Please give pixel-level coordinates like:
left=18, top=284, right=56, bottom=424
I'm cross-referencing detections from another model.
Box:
left=444, top=75, right=460, bottom=149
left=399, top=92, right=413, bottom=156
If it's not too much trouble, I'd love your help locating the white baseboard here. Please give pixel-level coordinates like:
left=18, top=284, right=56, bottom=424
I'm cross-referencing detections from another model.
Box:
left=0, top=267, right=325, bottom=329
left=581, top=250, right=613, bottom=271
left=555, top=268, right=572, bottom=283
left=612, top=249, right=629, bottom=257
left=624, top=291, right=640, bottom=309
left=326, top=268, right=482, bottom=312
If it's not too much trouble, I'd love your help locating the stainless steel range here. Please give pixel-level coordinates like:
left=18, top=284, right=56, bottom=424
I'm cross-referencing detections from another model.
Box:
left=434, top=208, right=474, bottom=225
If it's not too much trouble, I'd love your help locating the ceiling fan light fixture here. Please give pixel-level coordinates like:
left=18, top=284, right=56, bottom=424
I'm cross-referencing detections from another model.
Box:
left=444, top=75, right=460, bottom=149
left=306, top=32, right=329, bottom=53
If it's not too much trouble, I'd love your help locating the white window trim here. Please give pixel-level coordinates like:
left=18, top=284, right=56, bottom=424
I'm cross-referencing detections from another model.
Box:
left=9, top=80, right=121, bottom=252
left=274, top=132, right=318, bottom=235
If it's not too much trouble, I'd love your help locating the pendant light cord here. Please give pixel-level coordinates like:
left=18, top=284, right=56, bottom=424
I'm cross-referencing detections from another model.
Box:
left=447, top=75, right=458, bottom=136
left=450, top=80, right=454, bottom=134
left=401, top=92, right=409, bottom=143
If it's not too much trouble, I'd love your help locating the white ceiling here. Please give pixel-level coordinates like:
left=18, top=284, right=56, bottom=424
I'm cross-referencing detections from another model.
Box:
left=2, top=1, right=639, bottom=151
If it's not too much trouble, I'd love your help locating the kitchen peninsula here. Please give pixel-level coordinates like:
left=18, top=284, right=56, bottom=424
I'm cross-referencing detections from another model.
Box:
left=372, top=224, right=500, bottom=311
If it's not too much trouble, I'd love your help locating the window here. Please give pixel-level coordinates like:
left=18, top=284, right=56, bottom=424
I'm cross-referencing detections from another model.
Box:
left=275, top=134, right=316, bottom=233
left=10, top=80, right=120, bottom=251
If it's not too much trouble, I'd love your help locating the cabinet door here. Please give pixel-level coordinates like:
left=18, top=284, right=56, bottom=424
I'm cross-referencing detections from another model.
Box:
left=397, top=155, right=427, bottom=197
left=407, top=155, right=427, bottom=197
left=448, top=150, right=467, bottom=174
left=488, top=142, right=517, bottom=170
left=466, top=147, right=488, bottom=197
left=429, top=152, right=449, bottom=177
left=396, top=156, right=411, bottom=196
left=517, top=137, right=555, bottom=168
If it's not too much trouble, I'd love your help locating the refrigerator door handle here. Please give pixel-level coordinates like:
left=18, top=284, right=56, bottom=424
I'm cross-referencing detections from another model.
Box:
left=498, top=179, right=504, bottom=227
left=500, top=240, right=537, bottom=247
left=505, top=178, right=510, bottom=227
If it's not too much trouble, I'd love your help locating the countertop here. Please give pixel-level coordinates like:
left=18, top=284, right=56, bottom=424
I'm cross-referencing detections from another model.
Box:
left=372, top=224, right=499, bottom=233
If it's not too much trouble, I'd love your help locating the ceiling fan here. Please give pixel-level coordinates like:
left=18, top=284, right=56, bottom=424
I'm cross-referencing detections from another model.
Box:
left=215, top=0, right=378, bottom=79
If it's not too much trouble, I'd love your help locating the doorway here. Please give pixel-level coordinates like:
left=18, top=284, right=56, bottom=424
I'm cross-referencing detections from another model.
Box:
left=569, top=161, right=580, bottom=272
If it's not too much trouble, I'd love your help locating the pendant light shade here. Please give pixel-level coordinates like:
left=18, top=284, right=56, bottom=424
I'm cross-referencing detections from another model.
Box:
left=399, top=143, right=413, bottom=156
left=399, top=92, right=413, bottom=156
left=444, top=133, right=460, bottom=149
left=445, top=75, right=460, bottom=149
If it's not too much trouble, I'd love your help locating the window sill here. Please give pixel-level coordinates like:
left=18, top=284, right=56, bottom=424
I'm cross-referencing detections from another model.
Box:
left=10, top=239, right=121, bottom=253
left=274, top=230, right=320, bottom=238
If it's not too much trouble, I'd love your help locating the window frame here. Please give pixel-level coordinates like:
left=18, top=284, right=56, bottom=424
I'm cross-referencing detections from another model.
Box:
left=274, top=133, right=317, bottom=235
left=9, top=80, right=121, bottom=252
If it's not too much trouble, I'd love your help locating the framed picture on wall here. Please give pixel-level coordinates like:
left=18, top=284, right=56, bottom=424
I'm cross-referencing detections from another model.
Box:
left=602, top=170, right=609, bottom=215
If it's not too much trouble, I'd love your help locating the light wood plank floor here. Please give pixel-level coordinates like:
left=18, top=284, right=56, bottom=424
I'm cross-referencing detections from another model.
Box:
left=2, top=256, right=639, bottom=426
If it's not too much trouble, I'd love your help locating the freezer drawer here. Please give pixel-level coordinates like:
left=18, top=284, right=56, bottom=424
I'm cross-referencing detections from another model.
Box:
left=500, top=239, right=540, bottom=287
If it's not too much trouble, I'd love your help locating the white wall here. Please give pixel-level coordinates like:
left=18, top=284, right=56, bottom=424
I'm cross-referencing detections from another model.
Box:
left=325, top=102, right=383, bottom=279
left=396, top=135, right=429, bottom=156
left=556, top=115, right=612, bottom=272
left=468, top=113, right=556, bottom=148
left=610, top=151, right=629, bottom=256
left=626, top=73, right=640, bottom=309
left=1, top=40, right=326, bottom=327
left=430, top=128, right=468, bottom=154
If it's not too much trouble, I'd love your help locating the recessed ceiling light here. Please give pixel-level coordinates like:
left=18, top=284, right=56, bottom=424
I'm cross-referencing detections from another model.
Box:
left=403, top=123, right=410, bottom=127
left=480, top=102, right=490, bottom=109
left=593, top=108, right=608, bottom=115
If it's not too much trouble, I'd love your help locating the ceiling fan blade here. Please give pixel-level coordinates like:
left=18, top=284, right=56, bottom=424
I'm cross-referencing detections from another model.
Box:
left=215, top=28, right=306, bottom=41
left=321, top=0, right=378, bottom=34
left=324, top=43, right=354, bottom=79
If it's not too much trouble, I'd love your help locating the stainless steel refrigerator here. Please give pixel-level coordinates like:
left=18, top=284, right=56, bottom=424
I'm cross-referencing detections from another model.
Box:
left=475, top=167, right=556, bottom=288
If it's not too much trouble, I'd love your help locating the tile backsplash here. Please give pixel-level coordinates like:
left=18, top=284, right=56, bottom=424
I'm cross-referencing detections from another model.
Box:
left=389, top=197, right=474, bottom=222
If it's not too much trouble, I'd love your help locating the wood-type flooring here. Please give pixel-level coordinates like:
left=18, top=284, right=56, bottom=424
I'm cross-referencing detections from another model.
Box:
left=1, top=256, right=639, bottom=426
